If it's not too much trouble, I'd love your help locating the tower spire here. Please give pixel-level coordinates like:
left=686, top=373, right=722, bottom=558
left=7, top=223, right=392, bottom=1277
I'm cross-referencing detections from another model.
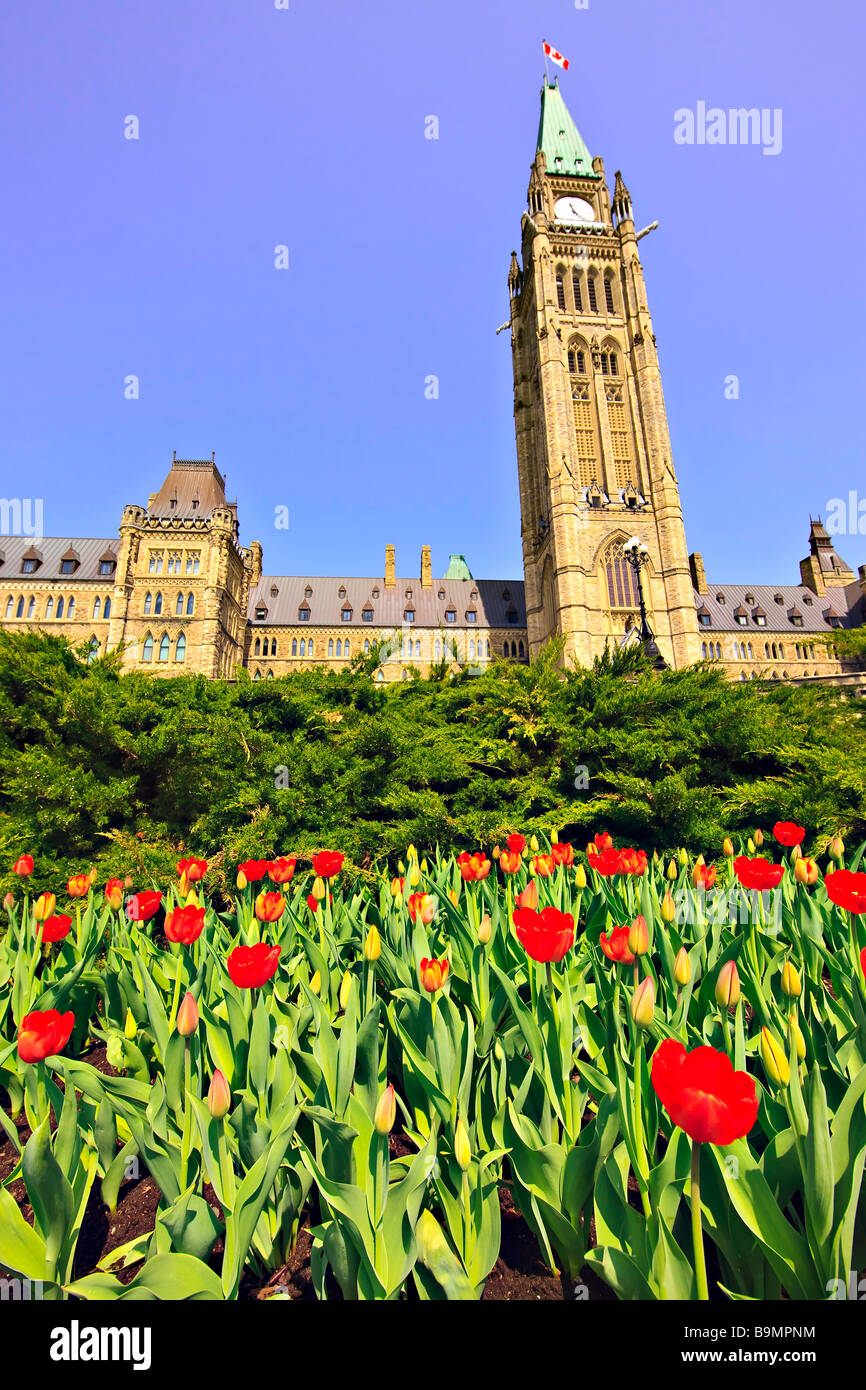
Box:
left=536, top=79, right=594, bottom=177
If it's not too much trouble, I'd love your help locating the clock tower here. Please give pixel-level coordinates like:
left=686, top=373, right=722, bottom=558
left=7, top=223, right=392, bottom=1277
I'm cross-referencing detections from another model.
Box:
left=508, top=79, right=701, bottom=670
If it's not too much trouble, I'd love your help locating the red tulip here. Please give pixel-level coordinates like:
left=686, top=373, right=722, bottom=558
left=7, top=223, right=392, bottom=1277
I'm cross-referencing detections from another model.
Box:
left=12, top=854, right=34, bottom=877
left=37, top=914, right=72, bottom=944
left=67, top=874, right=91, bottom=898
left=312, top=851, right=344, bottom=879
left=268, top=856, right=297, bottom=884
left=692, top=862, right=717, bottom=890
left=237, top=859, right=269, bottom=884
left=825, top=869, right=866, bottom=915
left=515, top=880, right=539, bottom=911
left=165, top=904, right=206, bottom=943
left=104, top=878, right=124, bottom=910
left=551, top=841, right=574, bottom=868
left=599, top=925, right=635, bottom=964
left=619, top=848, right=648, bottom=876
left=126, top=891, right=163, bottom=922
left=255, top=891, right=286, bottom=923
left=773, top=821, right=805, bottom=848
left=861, top=946, right=866, bottom=980
left=734, top=856, right=785, bottom=891
left=419, top=957, right=450, bottom=993
left=177, top=857, right=208, bottom=882
left=457, top=852, right=491, bottom=882
left=227, top=942, right=281, bottom=988
left=499, top=850, right=522, bottom=875
left=651, top=1038, right=759, bottom=1145
left=506, top=833, right=526, bottom=855
left=408, top=892, right=435, bottom=924
left=18, top=1008, right=74, bottom=1063
left=306, top=894, right=319, bottom=913
left=592, top=832, right=613, bottom=854
left=513, top=906, right=575, bottom=963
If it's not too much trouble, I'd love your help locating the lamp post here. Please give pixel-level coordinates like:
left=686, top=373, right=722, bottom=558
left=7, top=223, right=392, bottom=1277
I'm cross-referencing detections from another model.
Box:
left=622, top=537, right=667, bottom=671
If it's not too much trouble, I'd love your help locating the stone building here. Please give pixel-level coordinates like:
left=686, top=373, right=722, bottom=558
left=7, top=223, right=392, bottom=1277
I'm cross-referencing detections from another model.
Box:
left=1, top=81, right=863, bottom=683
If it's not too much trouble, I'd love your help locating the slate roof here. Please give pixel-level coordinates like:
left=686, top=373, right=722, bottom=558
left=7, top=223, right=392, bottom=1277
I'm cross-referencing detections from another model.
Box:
left=248, top=576, right=526, bottom=630
left=694, top=581, right=863, bottom=634
left=146, top=458, right=237, bottom=520
left=0, top=537, right=118, bottom=584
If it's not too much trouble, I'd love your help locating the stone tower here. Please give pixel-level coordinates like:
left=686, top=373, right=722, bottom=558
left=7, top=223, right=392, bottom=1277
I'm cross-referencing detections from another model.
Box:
left=509, top=79, right=701, bottom=669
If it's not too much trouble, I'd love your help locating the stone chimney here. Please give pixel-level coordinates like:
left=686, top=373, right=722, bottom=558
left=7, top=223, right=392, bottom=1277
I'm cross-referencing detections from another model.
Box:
left=385, top=544, right=396, bottom=588
left=421, top=545, right=432, bottom=588
left=688, top=552, right=708, bottom=595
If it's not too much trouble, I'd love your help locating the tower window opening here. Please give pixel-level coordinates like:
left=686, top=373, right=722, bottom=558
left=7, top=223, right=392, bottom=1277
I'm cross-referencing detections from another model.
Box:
left=604, top=278, right=615, bottom=313
left=572, top=274, right=583, bottom=312
left=556, top=275, right=566, bottom=311
left=587, top=276, right=598, bottom=313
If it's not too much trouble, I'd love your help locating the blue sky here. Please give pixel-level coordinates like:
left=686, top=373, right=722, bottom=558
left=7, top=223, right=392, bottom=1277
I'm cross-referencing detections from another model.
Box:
left=1, top=0, right=864, bottom=585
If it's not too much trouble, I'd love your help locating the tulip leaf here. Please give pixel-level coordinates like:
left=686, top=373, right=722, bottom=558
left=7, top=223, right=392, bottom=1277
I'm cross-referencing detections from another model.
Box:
left=22, top=1117, right=75, bottom=1271
left=414, top=1209, right=477, bottom=1300
left=66, top=1252, right=225, bottom=1301
left=804, top=1063, right=834, bottom=1256
left=0, top=1186, right=48, bottom=1282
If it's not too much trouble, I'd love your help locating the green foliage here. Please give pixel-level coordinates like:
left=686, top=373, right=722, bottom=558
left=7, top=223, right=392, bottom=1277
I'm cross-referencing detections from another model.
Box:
left=1, top=629, right=865, bottom=887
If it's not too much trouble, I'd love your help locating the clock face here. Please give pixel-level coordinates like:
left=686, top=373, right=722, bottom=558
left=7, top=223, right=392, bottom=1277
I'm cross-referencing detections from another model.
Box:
left=554, top=196, right=596, bottom=224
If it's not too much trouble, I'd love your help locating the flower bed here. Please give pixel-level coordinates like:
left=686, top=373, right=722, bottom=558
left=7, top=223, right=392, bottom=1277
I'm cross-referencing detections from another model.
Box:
left=1, top=828, right=864, bottom=1301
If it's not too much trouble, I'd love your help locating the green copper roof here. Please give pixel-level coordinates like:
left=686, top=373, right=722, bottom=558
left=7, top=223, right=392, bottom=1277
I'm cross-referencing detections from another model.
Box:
left=537, top=79, right=596, bottom=178
left=444, top=554, right=473, bottom=581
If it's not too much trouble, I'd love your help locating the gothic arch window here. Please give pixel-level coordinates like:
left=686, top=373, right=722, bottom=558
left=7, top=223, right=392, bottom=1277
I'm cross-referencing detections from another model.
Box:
left=87, top=636, right=99, bottom=662
left=271, top=640, right=277, bottom=657
left=266, top=670, right=274, bottom=680
left=142, top=633, right=154, bottom=663
left=103, top=597, right=111, bottom=619
left=176, top=592, right=185, bottom=615
left=158, top=633, right=170, bottom=663
left=262, top=638, right=269, bottom=657
left=45, top=596, right=54, bottom=619
left=336, top=638, right=342, bottom=657
left=587, top=274, right=598, bottom=313
left=518, top=640, right=525, bottom=657
left=328, top=639, right=334, bottom=657
left=253, top=670, right=261, bottom=681
left=299, top=638, right=305, bottom=656
left=308, top=640, right=314, bottom=657
left=154, top=592, right=163, bottom=616
left=93, top=597, right=101, bottom=619
left=701, top=642, right=708, bottom=658
left=5, top=596, right=13, bottom=618
left=603, top=352, right=635, bottom=486
left=55, top=597, right=64, bottom=619
left=67, top=597, right=75, bottom=618
left=291, top=638, right=297, bottom=656
left=604, top=276, right=616, bottom=314
left=144, top=592, right=152, bottom=615
left=599, top=538, right=642, bottom=629
left=555, top=272, right=566, bottom=311
left=345, top=640, right=351, bottom=658
left=27, top=597, right=35, bottom=618
left=568, top=338, right=599, bottom=487
left=254, top=638, right=261, bottom=656
left=175, top=632, right=186, bottom=663
left=572, top=272, right=583, bottom=312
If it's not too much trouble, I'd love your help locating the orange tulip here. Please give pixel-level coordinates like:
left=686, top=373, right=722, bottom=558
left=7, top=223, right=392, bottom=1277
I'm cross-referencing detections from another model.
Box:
left=67, top=874, right=91, bottom=898
left=419, top=957, right=450, bottom=993
left=254, top=891, right=286, bottom=923
left=515, top=880, right=538, bottom=911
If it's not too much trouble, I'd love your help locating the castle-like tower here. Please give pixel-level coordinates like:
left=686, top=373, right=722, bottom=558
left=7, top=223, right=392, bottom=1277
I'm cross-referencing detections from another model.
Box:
left=509, top=79, right=701, bottom=669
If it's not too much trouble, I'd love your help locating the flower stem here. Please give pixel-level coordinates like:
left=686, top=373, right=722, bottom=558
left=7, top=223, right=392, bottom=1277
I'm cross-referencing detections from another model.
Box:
left=690, top=1140, right=709, bottom=1300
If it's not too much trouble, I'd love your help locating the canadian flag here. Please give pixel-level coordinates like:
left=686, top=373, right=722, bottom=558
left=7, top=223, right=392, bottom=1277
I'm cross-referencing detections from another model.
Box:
left=543, top=42, right=569, bottom=72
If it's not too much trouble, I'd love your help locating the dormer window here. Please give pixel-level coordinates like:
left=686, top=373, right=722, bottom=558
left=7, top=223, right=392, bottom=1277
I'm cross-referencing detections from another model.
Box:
left=341, top=607, right=353, bottom=622
left=21, top=547, right=41, bottom=574
left=59, top=548, right=80, bottom=576
left=270, top=585, right=279, bottom=597
left=170, top=498, right=177, bottom=510
left=304, top=585, right=313, bottom=598
left=99, top=551, right=117, bottom=576
left=404, top=608, right=415, bottom=623
left=502, top=588, right=511, bottom=600
left=362, top=606, right=373, bottom=623
left=255, top=606, right=267, bottom=621
left=405, top=587, right=413, bottom=599
left=191, top=499, right=199, bottom=511
left=802, top=594, right=813, bottom=606
left=338, top=586, right=346, bottom=599
left=438, top=588, right=446, bottom=599
left=734, top=606, right=748, bottom=626
left=697, top=605, right=712, bottom=627
left=753, top=609, right=767, bottom=626
left=744, top=593, right=755, bottom=605
left=372, top=587, right=379, bottom=599
left=445, top=609, right=456, bottom=624
left=773, top=593, right=784, bottom=605
left=298, top=605, right=310, bottom=622
left=790, top=611, right=804, bottom=627
left=716, top=593, right=726, bottom=605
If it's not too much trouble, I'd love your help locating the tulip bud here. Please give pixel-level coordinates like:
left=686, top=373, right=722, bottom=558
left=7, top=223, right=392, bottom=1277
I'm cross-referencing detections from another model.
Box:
left=747, top=837, right=756, bottom=855
left=754, top=829, right=764, bottom=848
left=88, top=867, right=98, bottom=885
left=407, top=844, right=417, bottom=860
left=364, top=925, right=381, bottom=962
left=420, top=858, right=429, bottom=874
left=678, top=848, right=688, bottom=867
left=179, top=871, right=189, bottom=897
left=408, top=862, right=421, bottom=888
left=312, top=876, right=326, bottom=901
left=310, top=969, right=321, bottom=995
left=630, top=976, right=656, bottom=1028
left=674, top=946, right=691, bottom=986
left=516, top=879, right=538, bottom=911
left=780, top=961, right=801, bottom=998
left=454, top=1118, right=472, bottom=1171
left=722, top=837, right=734, bottom=857
left=391, top=876, right=403, bottom=897
left=790, top=843, right=802, bottom=862
left=124, top=1008, right=137, bottom=1040
left=788, top=1010, right=806, bottom=1062
left=478, top=913, right=492, bottom=945
left=398, top=860, right=406, bottom=875
left=575, top=863, right=587, bottom=889
left=652, top=849, right=660, bottom=864
left=207, top=1069, right=232, bottom=1120
left=667, top=859, right=678, bottom=881
left=492, top=845, right=501, bottom=860
left=339, top=970, right=352, bottom=1011
left=715, top=959, right=741, bottom=1008
left=448, top=889, right=459, bottom=907
left=176, top=991, right=199, bottom=1037
left=829, top=835, right=845, bottom=862
left=124, top=875, right=134, bottom=889
left=660, top=890, right=676, bottom=923
left=760, top=1027, right=790, bottom=1088
left=34, top=892, right=56, bottom=921
left=3, top=891, right=14, bottom=912
left=105, top=880, right=124, bottom=910
left=628, top=914, right=649, bottom=956
left=374, top=1083, right=396, bottom=1135
left=794, top=856, right=817, bottom=885
left=236, top=870, right=247, bottom=890
left=529, top=835, right=539, bottom=853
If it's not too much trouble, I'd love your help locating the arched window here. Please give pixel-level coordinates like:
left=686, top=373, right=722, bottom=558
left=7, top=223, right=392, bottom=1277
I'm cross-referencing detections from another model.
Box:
left=336, top=638, right=342, bottom=657
left=103, top=597, right=111, bottom=619
left=67, top=597, right=75, bottom=618
left=176, top=592, right=184, bottom=615
left=93, top=597, right=101, bottom=619
left=253, top=670, right=261, bottom=681
left=176, top=633, right=186, bottom=663
left=587, top=275, right=598, bottom=313
left=87, top=636, right=99, bottom=663
left=604, top=277, right=615, bottom=314
left=701, top=642, right=707, bottom=658
left=572, top=273, right=583, bottom=312
left=434, top=638, right=441, bottom=659
left=266, top=670, right=274, bottom=680
left=144, top=592, right=152, bottom=615
left=771, top=643, right=778, bottom=659
left=186, top=593, right=194, bottom=615
left=154, top=593, right=163, bottom=616
left=5, top=596, right=13, bottom=618
left=518, top=640, right=525, bottom=657
left=364, top=639, right=370, bottom=654
left=308, top=640, right=314, bottom=657
left=328, top=639, right=334, bottom=657
left=345, top=640, right=351, bottom=658
left=486, top=640, right=490, bottom=657
left=748, top=643, right=753, bottom=658
left=254, top=638, right=261, bottom=655
left=556, top=274, right=566, bottom=311
left=291, top=638, right=297, bottom=656
left=262, top=638, right=270, bottom=657
left=271, top=640, right=277, bottom=657
left=45, top=596, right=54, bottom=619
left=601, top=539, right=642, bottom=620
left=297, top=638, right=304, bottom=656
left=27, top=597, right=35, bottom=618
left=158, top=633, right=170, bottom=663
left=469, top=639, right=475, bottom=660
left=56, top=597, right=64, bottom=619
left=142, top=633, right=153, bottom=663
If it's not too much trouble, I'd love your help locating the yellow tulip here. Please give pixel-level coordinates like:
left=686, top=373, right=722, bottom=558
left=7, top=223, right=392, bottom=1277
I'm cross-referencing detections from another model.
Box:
left=674, top=946, right=691, bottom=986
left=364, top=925, right=381, bottom=961
left=781, top=961, right=801, bottom=998
left=575, top=863, right=587, bottom=889
left=454, top=1118, right=472, bottom=1171
left=478, top=913, right=492, bottom=945
left=310, top=970, right=321, bottom=995
left=715, top=960, right=741, bottom=1008
left=339, top=970, right=352, bottom=1010
left=660, top=891, right=676, bottom=923
left=760, top=1027, right=790, bottom=1088
left=374, top=1084, right=396, bottom=1135
left=722, top=837, right=734, bottom=857
left=630, top=976, right=656, bottom=1028
left=667, top=859, right=678, bottom=881
left=312, top=876, right=326, bottom=901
